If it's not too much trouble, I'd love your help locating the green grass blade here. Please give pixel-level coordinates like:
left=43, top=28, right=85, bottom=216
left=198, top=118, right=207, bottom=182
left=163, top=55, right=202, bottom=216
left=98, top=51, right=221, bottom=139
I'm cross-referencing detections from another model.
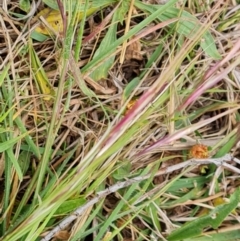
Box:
left=123, top=43, right=163, bottom=100
left=94, top=182, right=140, bottom=241
left=167, top=188, right=240, bottom=241
left=186, top=229, right=240, bottom=241
left=81, top=0, right=179, bottom=74
left=43, top=0, right=117, bottom=11
left=0, top=133, right=28, bottom=153
left=0, top=63, right=10, bottom=87
left=14, top=117, right=41, bottom=159
left=90, top=11, right=118, bottom=81
left=70, top=199, right=105, bottom=241
left=135, top=1, right=221, bottom=59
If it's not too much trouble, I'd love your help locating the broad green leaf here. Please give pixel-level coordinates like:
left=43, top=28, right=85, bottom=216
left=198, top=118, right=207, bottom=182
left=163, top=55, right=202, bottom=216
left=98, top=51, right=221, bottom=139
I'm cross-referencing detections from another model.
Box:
left=167, top=188, right=240, bottom=241
left=123, top=77, right=140, bottom=100
left=112, top=160, right=131, bottom=180
left=54, top=197, right=86, bottom=215
left=200, top=31, right=221, bottom=60
left=30, top=31, right=49, bottom=42
left=19, top=0, right=31, bottom=12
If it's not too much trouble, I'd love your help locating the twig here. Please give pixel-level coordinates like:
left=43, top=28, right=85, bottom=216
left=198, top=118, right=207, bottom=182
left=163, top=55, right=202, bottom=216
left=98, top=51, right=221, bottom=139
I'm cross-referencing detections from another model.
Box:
left=41, top=154, right=240, bottom=241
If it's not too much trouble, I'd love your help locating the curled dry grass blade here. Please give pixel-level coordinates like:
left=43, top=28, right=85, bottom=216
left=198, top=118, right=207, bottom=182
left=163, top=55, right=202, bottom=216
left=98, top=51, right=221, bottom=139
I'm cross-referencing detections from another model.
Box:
left=1, top=0, right=240, bottom=240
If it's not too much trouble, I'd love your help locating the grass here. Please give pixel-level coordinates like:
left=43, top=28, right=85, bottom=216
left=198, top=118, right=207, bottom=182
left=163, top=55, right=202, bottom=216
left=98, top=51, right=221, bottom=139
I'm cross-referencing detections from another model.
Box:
left=1, top=0, right=240, bottom=240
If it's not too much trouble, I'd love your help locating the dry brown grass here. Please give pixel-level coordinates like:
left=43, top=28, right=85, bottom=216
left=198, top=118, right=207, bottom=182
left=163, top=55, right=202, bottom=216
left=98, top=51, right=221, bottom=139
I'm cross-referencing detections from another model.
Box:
left=1, top=0, right=240, bottom=240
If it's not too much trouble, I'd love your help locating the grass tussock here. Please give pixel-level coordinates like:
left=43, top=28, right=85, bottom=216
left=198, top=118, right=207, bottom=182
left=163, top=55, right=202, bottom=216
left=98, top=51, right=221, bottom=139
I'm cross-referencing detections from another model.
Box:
left=1, top=0, right=240, bottom=240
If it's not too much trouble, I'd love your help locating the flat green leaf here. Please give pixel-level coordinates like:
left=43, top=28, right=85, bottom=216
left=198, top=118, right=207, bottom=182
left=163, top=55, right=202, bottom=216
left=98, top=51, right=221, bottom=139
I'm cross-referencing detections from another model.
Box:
left=200, top=31, right=221, bottom=60
left=54, top=198, right=86, bottom=215
left=167, top=188, right=240, bottom=241
left=112, top=161, right=131, bottom=180
left=19, top=0, right=31, bottom=12
left=30, top=31, right=49, bottom=42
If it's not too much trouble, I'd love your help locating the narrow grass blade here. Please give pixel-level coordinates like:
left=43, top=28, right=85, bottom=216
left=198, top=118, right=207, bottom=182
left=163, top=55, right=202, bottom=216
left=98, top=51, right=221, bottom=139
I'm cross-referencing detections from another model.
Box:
left=29, top=43, right=55, bottom=100
left=0, top=133, right=28, bottom=153
left=123, top=44, right=163, bottom=100
left=0, top=63, right=10, bottom=87
left=135, top=1, right=221, bottom=59
left=90, top=10, right=119, bottom=81
left=14, top=117, right=41, bottom=159
left=90, top=1, right=129, bottom=81
left=81, top=0, right=179, bottom=74
left=42, top=0, right=117, bottom=11
left=138, top=107, right=240, bottom=156
left=186, top=229, right=240, bottom=241
left=167, top=188, right=240, bottom=241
